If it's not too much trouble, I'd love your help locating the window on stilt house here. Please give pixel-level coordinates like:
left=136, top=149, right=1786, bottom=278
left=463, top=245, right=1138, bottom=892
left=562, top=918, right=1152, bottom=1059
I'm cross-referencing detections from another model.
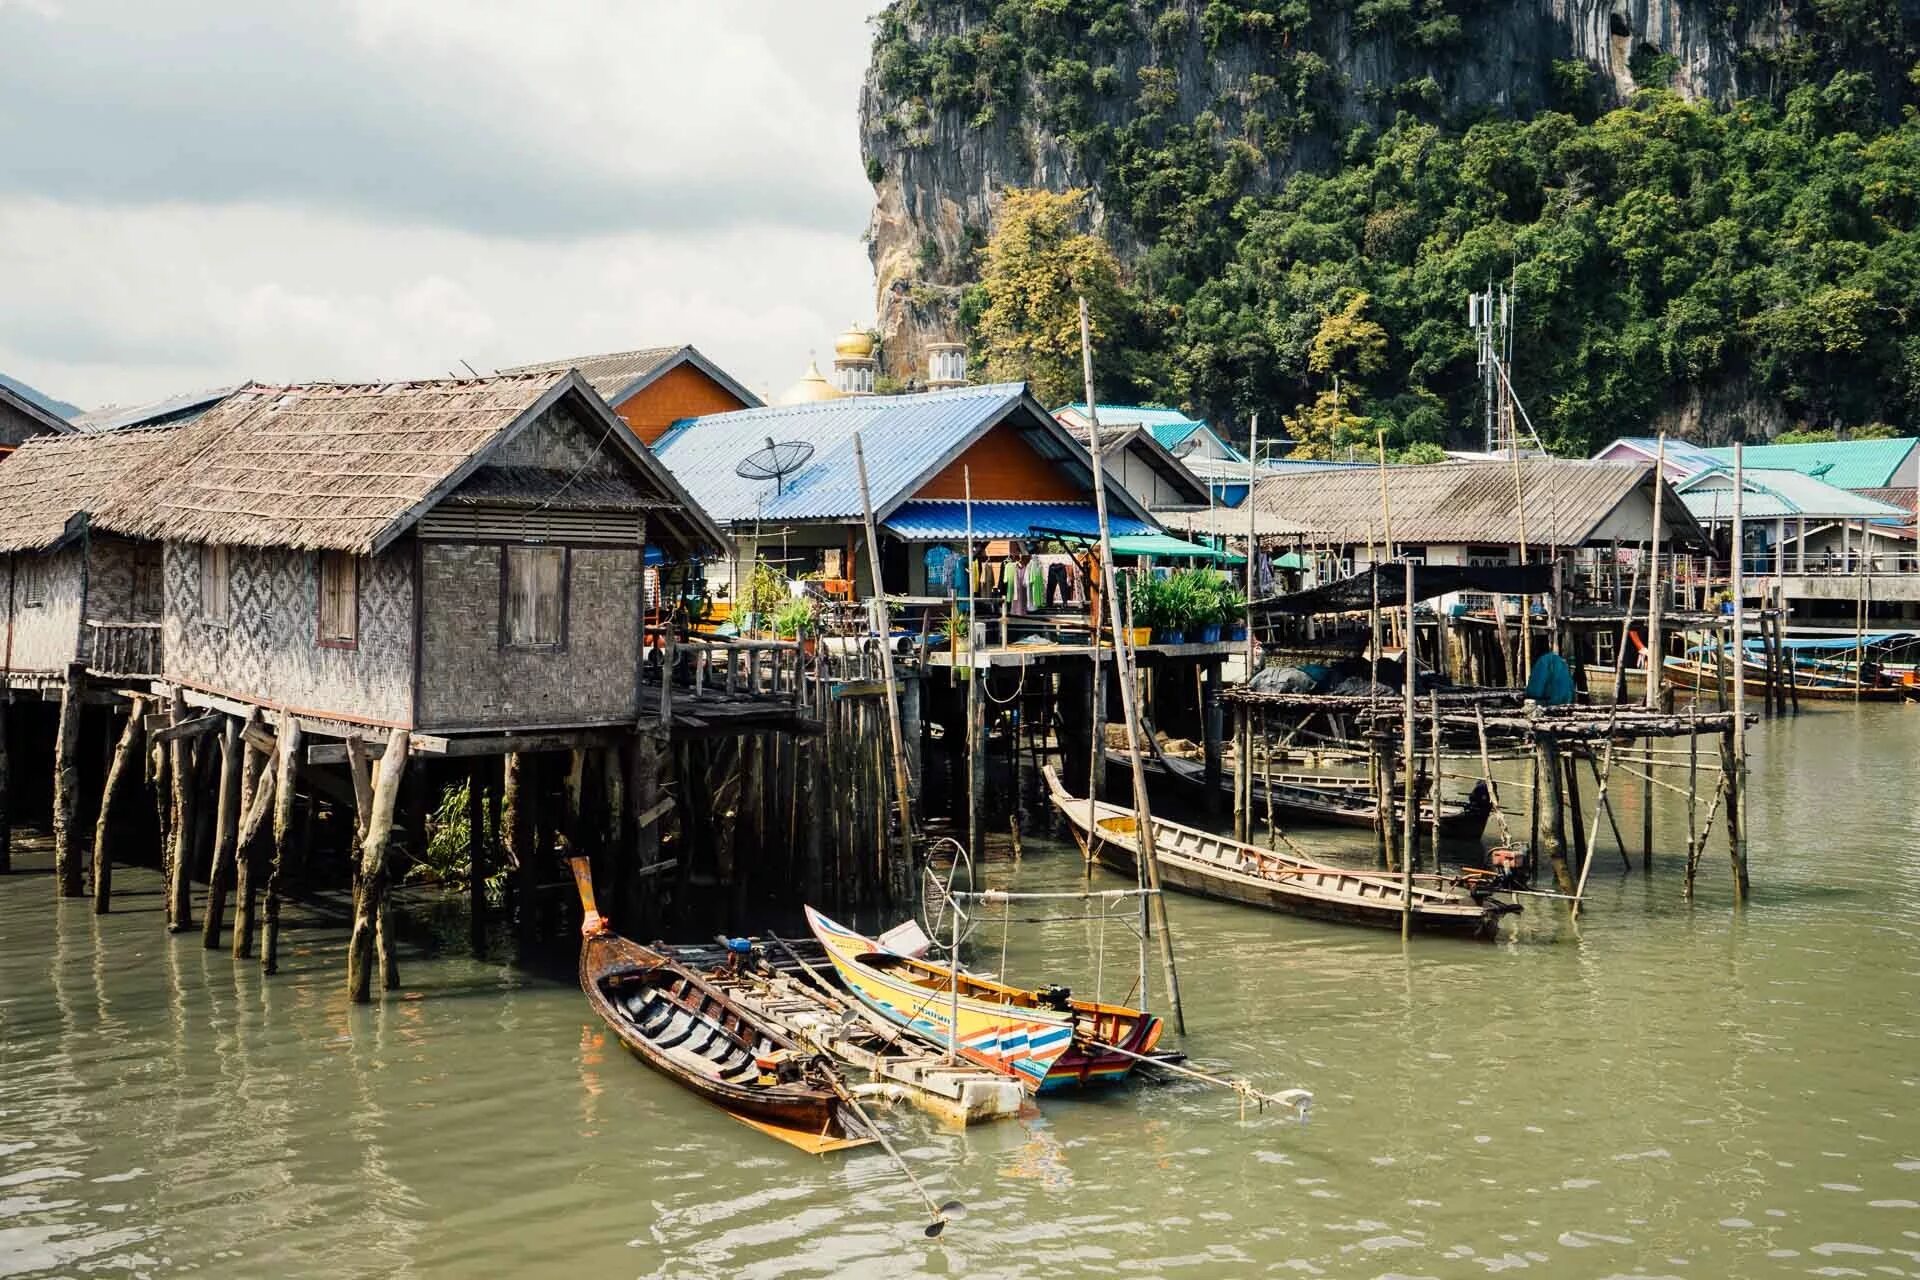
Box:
left=502, top=545, right=567, bottom=650
left=199, top=544, right=230, bottom=624
left=19, top=557, right=47, bottom=608
left=318, top=551, right=360, bottom=648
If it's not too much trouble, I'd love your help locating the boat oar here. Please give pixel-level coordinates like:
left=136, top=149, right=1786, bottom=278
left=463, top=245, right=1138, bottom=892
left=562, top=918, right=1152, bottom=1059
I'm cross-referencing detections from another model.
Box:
left=814, top=1056, right=963, bottom=1238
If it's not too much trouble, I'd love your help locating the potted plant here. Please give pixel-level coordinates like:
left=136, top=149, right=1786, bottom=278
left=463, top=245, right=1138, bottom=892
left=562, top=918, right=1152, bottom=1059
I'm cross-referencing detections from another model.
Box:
left=1123, top=573, right=1157, bottom=647
left=771, top=595, right=819, bottom=655
left=1217, top=581, right=1248, bottom=641
left=1156, top=572, right=1196, bottom=645
left=1188, top=568, right=1228, bottom=644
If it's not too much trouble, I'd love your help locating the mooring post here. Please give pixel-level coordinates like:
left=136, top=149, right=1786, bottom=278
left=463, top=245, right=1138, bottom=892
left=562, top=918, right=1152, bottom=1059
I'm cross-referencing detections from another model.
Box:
left=91, top=694, right=148, bottom=913
left=261, top=714, right=302, bottom=975
left=1232, top=702, right=1249, bottom=844
left=468, top=760, right=488, bottom=954
left=53, top=661, right=87, bottom=898
left=1372, top=731, right=1393, bottom=870
left=1538, top=735, right=1572, bottom=894
left=1562, top=750, right=1589, bottom=883
left=199, top=713, right=246, bottom=945
left=1722, top=726, right=1748, bottom=900
left=347, top=729, right=412, bottom=1003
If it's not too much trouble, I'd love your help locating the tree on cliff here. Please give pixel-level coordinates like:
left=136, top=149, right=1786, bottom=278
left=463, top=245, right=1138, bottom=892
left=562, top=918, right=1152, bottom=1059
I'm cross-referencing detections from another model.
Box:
left=973, top=188, right=1151, bottom=405
left=1284, top=292, right=1389, bottom=459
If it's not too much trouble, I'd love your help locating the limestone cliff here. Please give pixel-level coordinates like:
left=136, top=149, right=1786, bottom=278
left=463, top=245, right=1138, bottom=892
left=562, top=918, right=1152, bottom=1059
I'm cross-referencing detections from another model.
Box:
left=860, top=0, right=1843, bottom=382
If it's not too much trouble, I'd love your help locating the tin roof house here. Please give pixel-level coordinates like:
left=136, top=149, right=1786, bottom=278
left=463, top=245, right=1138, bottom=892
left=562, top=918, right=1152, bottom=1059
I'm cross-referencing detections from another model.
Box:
left=0, top=381, right=73, bottom=454
left=502, top=345, right=761, bottom=448
left=652, top=382, right=1165, bottom=600
left=93, top=372, right=727, bottom=736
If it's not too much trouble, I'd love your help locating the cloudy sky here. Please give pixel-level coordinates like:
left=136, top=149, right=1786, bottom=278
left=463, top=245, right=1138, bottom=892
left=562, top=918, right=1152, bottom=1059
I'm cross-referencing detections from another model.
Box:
left=0, top=0, right=882, bottom=410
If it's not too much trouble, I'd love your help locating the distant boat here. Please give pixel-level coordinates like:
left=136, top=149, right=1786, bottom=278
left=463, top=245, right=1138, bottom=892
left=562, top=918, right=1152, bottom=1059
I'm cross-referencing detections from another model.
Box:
left=805, top=907, right=1163, bottom=1093
left=1047, top=767, right=1511, bottom=939
left=1111, top=747, right=1493, bottom=841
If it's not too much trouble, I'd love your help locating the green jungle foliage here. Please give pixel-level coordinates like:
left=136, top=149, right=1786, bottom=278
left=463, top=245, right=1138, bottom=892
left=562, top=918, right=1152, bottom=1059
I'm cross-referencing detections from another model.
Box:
left=871, top=1, right=1920, bottom=452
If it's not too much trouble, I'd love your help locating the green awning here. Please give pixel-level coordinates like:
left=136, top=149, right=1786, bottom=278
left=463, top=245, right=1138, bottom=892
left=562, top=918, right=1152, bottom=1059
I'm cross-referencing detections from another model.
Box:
left=1110, top=532, right=1244, bottom=563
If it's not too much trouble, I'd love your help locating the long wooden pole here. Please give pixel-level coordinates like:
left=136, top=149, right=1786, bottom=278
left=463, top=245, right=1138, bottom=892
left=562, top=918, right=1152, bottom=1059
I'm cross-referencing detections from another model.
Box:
left=1400, top=558, right=1416, bottom=939
left=854, top=431, right=917, bottom=903
left=1245, top=411, right=1259, bottom=682
left=1642, top=435, right=1665, bottom=868
left=1080, top=297, right=1184, bottom=1033
left=1729, top=442, right=1749, bottom=902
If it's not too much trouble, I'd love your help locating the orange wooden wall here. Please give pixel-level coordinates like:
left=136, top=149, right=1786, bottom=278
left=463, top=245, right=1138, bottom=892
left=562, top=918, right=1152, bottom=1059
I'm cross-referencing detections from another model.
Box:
left=914, top=421, right=1084, bottom=500
left=617, top=362, right=750, bottom=446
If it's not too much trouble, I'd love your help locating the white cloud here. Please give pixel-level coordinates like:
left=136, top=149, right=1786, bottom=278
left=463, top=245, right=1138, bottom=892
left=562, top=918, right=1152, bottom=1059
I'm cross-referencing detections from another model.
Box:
left=0, top=0, right=884, bottom=408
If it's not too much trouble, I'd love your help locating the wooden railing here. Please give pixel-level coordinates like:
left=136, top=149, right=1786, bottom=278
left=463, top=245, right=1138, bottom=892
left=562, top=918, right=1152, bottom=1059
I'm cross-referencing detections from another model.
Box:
left=645, top=630, right=807, bottom=704
left=86, top=620, right=162, bottom=678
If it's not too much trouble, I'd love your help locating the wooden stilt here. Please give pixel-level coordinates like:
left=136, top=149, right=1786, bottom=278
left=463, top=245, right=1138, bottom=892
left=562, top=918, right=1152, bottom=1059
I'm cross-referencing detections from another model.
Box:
left=199, top=713, right=247, bottom=944
left=166, top=689, right=198, bottom=926
left=1202, top=658, right=1224, bottom=818
left=1722, top=727, right=1748, bottom=901
left=468, top=761, right=488, bottom=954
left=347, top=729, right=412, bottom=1003
left=91, top=695, right=148, bottom=913
left=53, top=661, right=87, bottom=898
left=503, top=751, right=535, bottom=941
left=966, top=662, right=985, bottom=867
left=0, top=691, right=9, bottom=874
left=1538, top=737, right=1572, bottom=894
left=1562, top=751, right=1588, bottom=883
left=232, top=732, right=272, bottom=958
left=261, top=714, right=302, bottom=974
left=1232, top=703, right=1249, bottom=845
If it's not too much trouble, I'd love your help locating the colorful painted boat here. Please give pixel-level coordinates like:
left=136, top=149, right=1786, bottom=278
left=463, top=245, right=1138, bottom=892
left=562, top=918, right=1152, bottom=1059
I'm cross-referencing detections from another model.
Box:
left=1047, top=767, right=1511, bottom=939
left=805, top=907, right=1159, bottom=1093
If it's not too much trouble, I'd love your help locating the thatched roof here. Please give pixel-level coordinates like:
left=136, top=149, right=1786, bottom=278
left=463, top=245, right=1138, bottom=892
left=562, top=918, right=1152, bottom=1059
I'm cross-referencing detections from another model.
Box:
left=1247, top=458, right=1706, bottom=548
left=94, top=372, right=729, bottom=557
left=0, top=427, right=179, bottom=552
left=500, top=344, right=762, bottom=411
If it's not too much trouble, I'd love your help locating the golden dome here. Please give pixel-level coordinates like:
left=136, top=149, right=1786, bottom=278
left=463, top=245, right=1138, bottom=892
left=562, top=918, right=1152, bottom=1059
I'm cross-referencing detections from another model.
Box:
left=775, top=359, right=846, bottom=406
left=833, top=324, right=876, bottom=360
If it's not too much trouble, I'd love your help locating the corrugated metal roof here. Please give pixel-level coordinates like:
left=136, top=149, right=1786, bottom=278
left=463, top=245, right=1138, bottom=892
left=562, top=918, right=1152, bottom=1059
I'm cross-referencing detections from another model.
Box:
left=69, top=386, right=234, bottom=434
left=1593, top=436, right=1721, bottom=476
left=1677, top=468, right=1909, bottom=521
left=882, top=499, right=1156, bottom=541
left=1698, top=437, right=1919, bottom=489
left=654, top=383, right=1158, bottom=530
left=1057, top=403, right=1203, bottom=429
left=0, top=381, right=72, bottom=436
left=1247, top=459, right=1699, bottom=547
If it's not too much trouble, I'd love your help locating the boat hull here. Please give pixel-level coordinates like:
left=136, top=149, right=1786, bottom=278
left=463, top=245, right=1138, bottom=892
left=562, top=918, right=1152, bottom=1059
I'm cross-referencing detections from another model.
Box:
left=1115, top=749, right=1491, bottom=841
left=580, top=931, right=870, bottom=1149
left=807, top=908, right=1076, bottom=1093
left=1050, top=769, right=1504, bottom=940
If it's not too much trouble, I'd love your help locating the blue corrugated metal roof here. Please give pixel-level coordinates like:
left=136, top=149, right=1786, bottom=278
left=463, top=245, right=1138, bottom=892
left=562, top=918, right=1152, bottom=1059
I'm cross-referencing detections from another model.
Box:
left=1698, top=437, right=1918, bottom=490
left=1677, top=467, right=1908, bottom=520
left=882, top=499, right=1156, bottom=541
left=654, top=383, right=1037, bottom=523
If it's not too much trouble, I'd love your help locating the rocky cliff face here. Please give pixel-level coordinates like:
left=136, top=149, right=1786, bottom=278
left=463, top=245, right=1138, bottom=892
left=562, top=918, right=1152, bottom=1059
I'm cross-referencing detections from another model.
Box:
left=861, top=0, right=1814, bottom=382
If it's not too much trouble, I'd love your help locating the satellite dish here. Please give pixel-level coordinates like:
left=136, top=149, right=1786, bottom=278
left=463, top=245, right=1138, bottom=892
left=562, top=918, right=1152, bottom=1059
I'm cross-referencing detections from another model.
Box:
left=734, top=436, right=816, bottom=496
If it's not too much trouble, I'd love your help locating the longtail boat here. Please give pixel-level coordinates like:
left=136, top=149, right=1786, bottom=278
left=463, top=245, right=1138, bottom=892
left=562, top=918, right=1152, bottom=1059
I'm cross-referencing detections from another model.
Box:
left=806, top=907, right=1163, bottom=1093
left=573, top=866, right=874, bottom=1154
left=1113, top=747, right=1492, bottom=841
left=1658, top=654, right=1910, bottom=702
left=1047, top=767, right=1511, bottom=939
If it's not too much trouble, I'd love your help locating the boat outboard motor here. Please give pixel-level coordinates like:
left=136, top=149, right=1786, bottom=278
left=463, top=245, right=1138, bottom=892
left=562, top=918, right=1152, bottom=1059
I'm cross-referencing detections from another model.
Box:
left=1040, top=985, right=1073, bottom=1012
left=723, top=936, right=754, bottom=975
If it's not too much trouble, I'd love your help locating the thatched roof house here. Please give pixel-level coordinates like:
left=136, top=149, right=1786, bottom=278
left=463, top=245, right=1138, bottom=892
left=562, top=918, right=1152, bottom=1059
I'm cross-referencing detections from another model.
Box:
left=89, top=371, right=729, bottom=733
left=0, top=428, right=178, bottom=682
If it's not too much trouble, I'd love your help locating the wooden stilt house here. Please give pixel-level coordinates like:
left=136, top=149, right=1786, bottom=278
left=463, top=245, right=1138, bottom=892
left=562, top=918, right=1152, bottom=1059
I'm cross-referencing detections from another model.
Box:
left=94, top=372, right=729, bottom=736
left=0, top=427, right=179, bottom=688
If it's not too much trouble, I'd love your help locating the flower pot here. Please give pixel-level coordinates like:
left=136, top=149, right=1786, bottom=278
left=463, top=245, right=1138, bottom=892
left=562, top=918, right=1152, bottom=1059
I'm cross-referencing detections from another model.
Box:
left=1228, top=625, right=1247, bottom=642
left=1130, top=626, right=1153, bottom=647
left=1198, top=623, right=1222, bottom=644
left=1159, top=628, right=1186, bottom=645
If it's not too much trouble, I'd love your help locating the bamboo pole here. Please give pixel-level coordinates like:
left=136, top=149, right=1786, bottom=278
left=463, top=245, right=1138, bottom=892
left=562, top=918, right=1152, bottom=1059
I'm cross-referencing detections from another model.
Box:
left=1400, top=559, right=1416, bottom=939
left=1474, top=706, right=1511, bottom=847
left=348, top=729, right=412, bottom=1003
left=854, top=431, right=918, bottom=906
left=1079, top=297, right=1184, bottom=1033
left=1729, top=442, right=1748, bottom=903
left=1428, top=690, right=1441, bottom=874
left=1245, top=412, right=1260, bottom=683
left=0, top=691, right=9, bottom=875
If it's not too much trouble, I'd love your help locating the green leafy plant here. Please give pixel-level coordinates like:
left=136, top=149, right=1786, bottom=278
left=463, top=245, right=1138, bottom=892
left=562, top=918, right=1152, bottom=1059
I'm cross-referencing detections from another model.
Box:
left=742, top=561, right=789, bottom=622
left=771, top=595, right=819, bottom=639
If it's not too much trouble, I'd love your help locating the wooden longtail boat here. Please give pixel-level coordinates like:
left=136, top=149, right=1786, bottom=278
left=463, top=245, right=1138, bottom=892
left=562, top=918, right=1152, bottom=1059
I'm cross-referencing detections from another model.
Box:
left=1658, top=654, right=1909, bottom=702
left=806, top=908, right=1159, bottom=1093
left=1047, top=767, right=1511, bottom=939
left=1113, top=747, right=1493, bottom=841
left=576, top=892, right=874, bottom=1154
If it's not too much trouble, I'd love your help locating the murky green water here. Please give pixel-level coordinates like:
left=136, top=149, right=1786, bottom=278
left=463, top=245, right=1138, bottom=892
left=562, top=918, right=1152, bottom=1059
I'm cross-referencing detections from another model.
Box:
left=4, top=707, right=1919, bottom=1278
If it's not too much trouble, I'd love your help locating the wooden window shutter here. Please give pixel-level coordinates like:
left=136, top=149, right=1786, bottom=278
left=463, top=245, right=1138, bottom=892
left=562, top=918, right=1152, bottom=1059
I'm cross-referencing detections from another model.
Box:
left=504, top=545, right=566, bottom=648
left=319, top=551, right=358, bottom=645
